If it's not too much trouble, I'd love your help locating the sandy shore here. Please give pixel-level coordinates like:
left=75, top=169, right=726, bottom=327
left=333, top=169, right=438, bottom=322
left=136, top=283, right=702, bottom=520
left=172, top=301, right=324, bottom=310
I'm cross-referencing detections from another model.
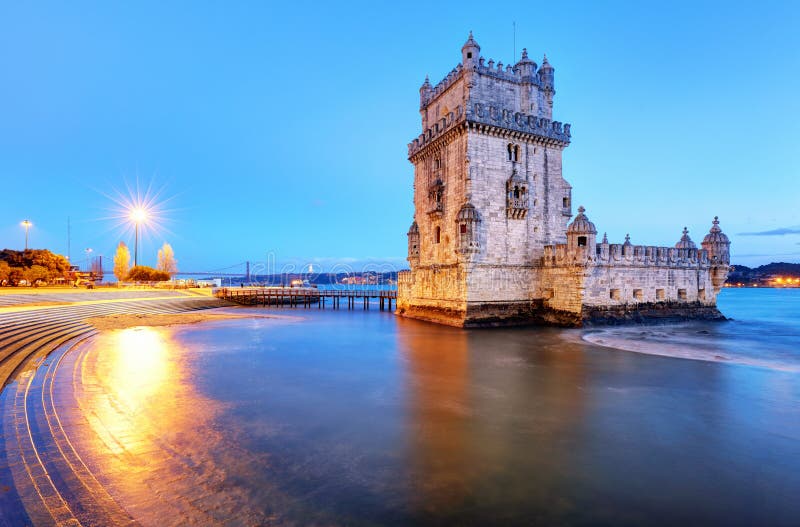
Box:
left=85, top=311, right=293, bottom=330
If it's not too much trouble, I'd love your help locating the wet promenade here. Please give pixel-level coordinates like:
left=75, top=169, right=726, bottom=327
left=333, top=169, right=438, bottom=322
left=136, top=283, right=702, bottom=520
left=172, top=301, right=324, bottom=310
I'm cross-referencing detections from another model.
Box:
left=0, top=291, right=226, bottom=526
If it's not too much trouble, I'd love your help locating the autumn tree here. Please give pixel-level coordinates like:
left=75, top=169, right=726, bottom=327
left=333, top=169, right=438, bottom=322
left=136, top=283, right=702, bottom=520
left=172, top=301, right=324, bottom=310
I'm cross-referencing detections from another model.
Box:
left=127, top=265, right=170, bottom=282
left=24, top=265, right=50, bottom=286
left=113, top=242, right=131, bottom=282
left=156, top=242, right=178, bottom=276
left=0, top=261, right=10, bottom=285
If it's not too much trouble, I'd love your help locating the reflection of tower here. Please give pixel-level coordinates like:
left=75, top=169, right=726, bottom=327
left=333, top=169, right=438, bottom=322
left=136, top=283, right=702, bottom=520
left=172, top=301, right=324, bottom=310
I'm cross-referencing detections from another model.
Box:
left=397, top=320, right=471, bottom=514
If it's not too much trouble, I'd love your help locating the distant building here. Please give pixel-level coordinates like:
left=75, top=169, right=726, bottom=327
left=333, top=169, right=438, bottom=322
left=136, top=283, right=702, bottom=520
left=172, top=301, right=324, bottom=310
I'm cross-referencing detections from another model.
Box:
left=397, top=34, right=730, bottom=327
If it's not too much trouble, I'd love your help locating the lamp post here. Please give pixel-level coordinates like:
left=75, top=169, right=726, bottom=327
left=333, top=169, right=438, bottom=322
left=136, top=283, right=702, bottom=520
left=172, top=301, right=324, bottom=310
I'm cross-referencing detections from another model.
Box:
left=85, top=248, right=93, bottom=273
left=21, top=220, right=32, bottom=250
left=130, top=208, right=147, bottom=267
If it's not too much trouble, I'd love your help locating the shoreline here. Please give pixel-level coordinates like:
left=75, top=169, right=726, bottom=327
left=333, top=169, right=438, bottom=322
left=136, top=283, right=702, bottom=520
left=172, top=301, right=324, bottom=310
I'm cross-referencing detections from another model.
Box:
left=84, top=309, right=299, bottom=331
left=582, top=328, right=800, bottom=372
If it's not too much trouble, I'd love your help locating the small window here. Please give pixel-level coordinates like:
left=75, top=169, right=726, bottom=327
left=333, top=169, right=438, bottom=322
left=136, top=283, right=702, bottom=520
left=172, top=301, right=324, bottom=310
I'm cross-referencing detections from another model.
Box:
left=562, top=197, right=569, bottom=208
left=633, top=289, right=643, bottom=300
left=610, top=289, right=621, bottom=300
left=435, top=226, right=441, bottom=244
left=467, top=52, right=472, bottom=59
left=460, top=223, right=467, bottom=234
left=678, top=289, right=687, bottom=300
left=507, top=143, right=519, bottom=162
left=656, top=289, right=666, bottom=301
left=577, top=236, right=587, bottom=247
left=698, top=288, right=706, bottom=300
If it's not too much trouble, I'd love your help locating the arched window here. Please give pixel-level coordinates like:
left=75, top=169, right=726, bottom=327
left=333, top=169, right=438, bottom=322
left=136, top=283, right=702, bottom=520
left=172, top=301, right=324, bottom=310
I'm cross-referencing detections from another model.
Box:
left=514, top=145, right=520, bottom=162
left=435, top=226, right=441, bottom=244
left=507, top=144, right=513, bottom=161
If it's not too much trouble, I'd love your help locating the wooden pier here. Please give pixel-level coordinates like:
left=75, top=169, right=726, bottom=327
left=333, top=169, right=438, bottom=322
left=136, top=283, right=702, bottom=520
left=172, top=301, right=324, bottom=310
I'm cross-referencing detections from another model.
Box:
left=215, top=287, right=398, bottom=311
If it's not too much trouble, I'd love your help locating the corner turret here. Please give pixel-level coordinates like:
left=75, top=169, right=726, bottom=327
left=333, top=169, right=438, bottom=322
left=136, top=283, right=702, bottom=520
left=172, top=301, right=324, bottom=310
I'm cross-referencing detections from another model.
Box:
left=566, top=206, right=597, bottom=260
left=407, top=221, right=420, bottom=266
left=538, top=54, right=555, bottom=91
left=419, top=75, right=432, bottom=108
left=702, top=217, right=731, bottom=292
left=461, top=31, right=480, bottom=66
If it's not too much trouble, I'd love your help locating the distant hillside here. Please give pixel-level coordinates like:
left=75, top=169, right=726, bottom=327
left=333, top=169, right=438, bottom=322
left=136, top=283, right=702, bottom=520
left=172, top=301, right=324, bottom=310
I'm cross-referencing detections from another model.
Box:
left=727, top=262, right=800, bottom=284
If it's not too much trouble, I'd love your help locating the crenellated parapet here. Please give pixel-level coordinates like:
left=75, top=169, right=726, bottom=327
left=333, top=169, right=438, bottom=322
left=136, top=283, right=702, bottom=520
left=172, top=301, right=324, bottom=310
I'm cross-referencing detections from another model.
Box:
left=542, top=242, right=711, bottom=269
left=467, top=104, right=571, bottom=144
left=420, top=64, right=465, bottom=109
left=408, top=103, right=570, bottom=158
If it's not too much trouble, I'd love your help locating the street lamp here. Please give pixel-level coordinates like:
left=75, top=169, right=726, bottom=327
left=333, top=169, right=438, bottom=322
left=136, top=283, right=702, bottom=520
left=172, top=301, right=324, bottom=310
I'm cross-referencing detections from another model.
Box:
left=130, top=208, right=147, bottom=267
left=21, top=220, right=32, bottom=250
left=85, top=248, right=93, bottom=272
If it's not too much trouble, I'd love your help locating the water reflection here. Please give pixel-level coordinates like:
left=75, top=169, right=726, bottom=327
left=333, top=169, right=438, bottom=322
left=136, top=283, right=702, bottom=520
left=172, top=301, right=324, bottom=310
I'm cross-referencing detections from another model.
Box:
left=90, top=328, right=174, bottom=455
left=398, top=320, right=471, bottom=515
left=66, top=325, right=272, bottom=525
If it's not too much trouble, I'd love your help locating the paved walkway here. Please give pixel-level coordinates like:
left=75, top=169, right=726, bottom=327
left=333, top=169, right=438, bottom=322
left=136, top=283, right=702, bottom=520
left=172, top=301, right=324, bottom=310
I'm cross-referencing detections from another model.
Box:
left=0, top=294, right=227, bottom=526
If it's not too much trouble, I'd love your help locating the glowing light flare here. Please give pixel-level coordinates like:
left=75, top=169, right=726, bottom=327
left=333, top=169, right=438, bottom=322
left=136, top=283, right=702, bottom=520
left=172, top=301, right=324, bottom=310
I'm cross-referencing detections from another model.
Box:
left=98, top=178, right=178, bottom=250
left=129, top=207, right=148, bottom=224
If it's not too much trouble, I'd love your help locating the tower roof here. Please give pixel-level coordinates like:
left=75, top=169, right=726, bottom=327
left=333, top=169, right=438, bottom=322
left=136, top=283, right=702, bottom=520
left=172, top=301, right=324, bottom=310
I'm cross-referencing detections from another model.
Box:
left=461, top=31, right=480, bottom=52
left=516, top=48, right=537, bottom=67
left=567, top=206, right=597, bottom=235
left=420, top=75, right=432, bottom=92
left=540, top=53, right=553, bottom=70
left=675, top=227, right=697, bottom=249
left=456, top=202, right=480, bottom=221
left=702, top=216, right=730, bottom=245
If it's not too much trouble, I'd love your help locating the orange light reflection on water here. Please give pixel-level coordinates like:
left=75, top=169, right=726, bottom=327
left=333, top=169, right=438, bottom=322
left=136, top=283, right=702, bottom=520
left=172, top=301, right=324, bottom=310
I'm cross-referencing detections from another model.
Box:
left=85, top=327, right=185, bottom=457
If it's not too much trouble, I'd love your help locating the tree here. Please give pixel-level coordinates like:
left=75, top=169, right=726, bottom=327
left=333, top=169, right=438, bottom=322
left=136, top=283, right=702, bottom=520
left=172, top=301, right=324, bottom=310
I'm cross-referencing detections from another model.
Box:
left=0, top=261, right=10, bottom=285
left=25, top=265, right=49, bottom=286
left=0, top=248, right=70, bottom=285
left=113, top=242, right=131, bottom=282
left=127, top=265, right=170, bottom=282
left=156, top=242, right=178, bottom=275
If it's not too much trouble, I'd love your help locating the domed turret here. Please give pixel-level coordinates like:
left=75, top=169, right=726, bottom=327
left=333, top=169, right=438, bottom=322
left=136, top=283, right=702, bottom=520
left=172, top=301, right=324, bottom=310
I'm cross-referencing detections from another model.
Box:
left=538, top=53, right=554, bottom=90
left=407, top=221, right=420, bottom=264
left=567, top=206, right=597, bottom=235
left=567, top=206, right=597, bottom=257
left=675, top=227, right=697, bottom=249
left=515, top=48, right=537, bottom=76
left=456, top=202, right=481, bottom=256
left=419, top=75, right=432, bottom=107
left=461, top=31, right=480, bottom=66
left=701, top=216, right=731, bottom=293
left=701, top=216, right=730, bottom=264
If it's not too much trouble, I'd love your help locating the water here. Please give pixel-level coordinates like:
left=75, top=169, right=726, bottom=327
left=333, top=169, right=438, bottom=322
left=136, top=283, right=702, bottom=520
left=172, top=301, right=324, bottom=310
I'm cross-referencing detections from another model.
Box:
left=3, top=288, right=800, bottom=525
left=584, top=287, right=800, bottom=371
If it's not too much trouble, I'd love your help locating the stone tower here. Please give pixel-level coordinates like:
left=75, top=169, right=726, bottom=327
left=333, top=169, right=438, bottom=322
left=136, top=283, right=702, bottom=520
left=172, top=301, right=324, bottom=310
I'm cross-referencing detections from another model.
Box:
left=397, top=34, right=729, bottom=327
left=397, top=33, right=573, bottom=326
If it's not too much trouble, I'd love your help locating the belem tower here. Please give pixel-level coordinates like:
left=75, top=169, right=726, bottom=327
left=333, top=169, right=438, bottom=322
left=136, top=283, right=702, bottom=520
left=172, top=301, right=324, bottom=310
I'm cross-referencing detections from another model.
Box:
left=396, top=33, right=731, bottom=327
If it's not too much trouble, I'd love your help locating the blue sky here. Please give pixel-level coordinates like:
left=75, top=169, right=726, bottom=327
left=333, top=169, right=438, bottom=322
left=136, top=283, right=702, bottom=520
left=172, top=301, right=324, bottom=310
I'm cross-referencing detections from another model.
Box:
left=0, top=0, right=798, bottom=273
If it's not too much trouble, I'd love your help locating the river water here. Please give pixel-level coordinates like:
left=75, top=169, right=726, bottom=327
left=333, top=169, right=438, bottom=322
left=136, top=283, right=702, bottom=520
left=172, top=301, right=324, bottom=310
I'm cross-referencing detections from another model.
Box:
left=3, top=288, right=800, bottom=525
